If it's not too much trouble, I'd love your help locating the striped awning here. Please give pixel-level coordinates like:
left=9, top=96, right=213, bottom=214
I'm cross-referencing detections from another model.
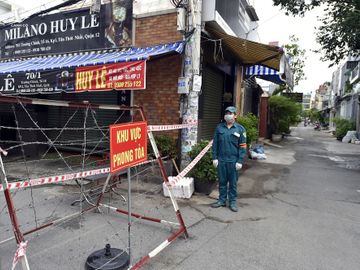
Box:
left=0, top=41, right=184, bottom=74
left=245, top=64, right=285, bottom=85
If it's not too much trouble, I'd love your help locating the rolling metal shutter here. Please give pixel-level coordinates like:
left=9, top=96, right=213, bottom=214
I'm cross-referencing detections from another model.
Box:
left=199, top=67, right=224, bottom=140
left=46, top=91, right=131, bottom=151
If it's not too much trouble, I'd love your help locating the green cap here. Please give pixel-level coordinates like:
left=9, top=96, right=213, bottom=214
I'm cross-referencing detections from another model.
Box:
left=225, top=106, right=237, bottom=113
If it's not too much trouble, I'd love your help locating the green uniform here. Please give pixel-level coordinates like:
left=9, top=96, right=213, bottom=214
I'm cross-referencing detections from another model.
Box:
left=212, top=122, right=246, bottom=204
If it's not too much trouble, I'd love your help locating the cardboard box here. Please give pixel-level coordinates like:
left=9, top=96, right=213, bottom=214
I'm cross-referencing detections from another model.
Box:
left=163, top=177, right=194, bottom=199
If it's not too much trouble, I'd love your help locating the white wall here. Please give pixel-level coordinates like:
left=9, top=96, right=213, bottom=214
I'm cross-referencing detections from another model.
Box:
left=0, top=0, right=175, bottom=22
left=134, top=0, right=175, bottom=15
left=202, top=0, right=216, bottom=21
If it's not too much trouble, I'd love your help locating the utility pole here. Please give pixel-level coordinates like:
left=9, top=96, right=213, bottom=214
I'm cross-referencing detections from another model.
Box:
left=180, top=0, right=202, bottom=166
left=357, top=95, right=360, bottom=134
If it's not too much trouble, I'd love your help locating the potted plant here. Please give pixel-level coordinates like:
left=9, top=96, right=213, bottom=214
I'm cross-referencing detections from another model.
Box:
left=147, top=134, right=177, bottom=175
left=269, top=95, right=301, bottom=142
left=188, top=140, right=218, bottom=194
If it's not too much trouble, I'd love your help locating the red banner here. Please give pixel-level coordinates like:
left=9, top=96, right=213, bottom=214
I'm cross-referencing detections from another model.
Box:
left=110, top=121, right=148, bottom=173
left=75, top=60, right=146, bottom=92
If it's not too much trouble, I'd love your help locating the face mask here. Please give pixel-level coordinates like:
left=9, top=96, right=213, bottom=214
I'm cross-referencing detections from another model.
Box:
left=224, top=114, right=235, bottom=123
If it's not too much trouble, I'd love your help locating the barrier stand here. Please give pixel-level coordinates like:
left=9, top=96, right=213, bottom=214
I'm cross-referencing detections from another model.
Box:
left=96, top=108, right=190, bottom=269
left=0, top=96, right=198, bottom=270
left=0, top=149, right=30, bottom=270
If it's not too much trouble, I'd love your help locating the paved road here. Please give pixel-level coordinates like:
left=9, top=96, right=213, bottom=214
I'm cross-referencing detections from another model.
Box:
left=156, top=126, right=360, bottom=270
left=0, top=126, right=359, bottom=269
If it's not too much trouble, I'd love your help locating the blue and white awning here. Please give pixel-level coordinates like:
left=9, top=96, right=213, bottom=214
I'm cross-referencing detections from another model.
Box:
left=0, top=41, right=184, bottom=74
left=245, top=64, right=285, bottom=85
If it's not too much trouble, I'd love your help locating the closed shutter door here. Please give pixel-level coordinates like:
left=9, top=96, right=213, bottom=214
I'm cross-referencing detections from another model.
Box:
left=0, top=104, right=16, bottom=144
left=46, top=91, right=131, bottom=150
left=199, top=67, right=224, bottom=140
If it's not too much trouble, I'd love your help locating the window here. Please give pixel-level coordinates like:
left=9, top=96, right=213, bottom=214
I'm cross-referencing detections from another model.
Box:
left=238, top=1, right=246, bottom=21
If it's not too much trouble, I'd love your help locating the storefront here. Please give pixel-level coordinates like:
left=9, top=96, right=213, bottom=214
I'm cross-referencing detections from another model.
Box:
left=0, top=2, right=185, bottom=156
left=198, top=27, right=292, bottom=140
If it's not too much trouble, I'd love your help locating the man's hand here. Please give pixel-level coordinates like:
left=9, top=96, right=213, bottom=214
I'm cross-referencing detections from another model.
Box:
left=235, top=163, right=242, bottom=170
left=213, top=160, right=219, bottom=168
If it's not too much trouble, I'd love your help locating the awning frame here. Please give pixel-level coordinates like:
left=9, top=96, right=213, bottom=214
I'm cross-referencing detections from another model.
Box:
left=0, top=41, right=185, bottom=75
left=207, top=27, right=283, bottom=71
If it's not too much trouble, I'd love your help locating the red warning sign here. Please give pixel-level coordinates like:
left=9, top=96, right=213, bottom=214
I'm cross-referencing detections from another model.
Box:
left=110, top=121, right=148, bottom=173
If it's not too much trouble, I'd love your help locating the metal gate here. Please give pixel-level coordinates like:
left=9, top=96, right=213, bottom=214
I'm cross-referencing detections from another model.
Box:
left=199, top=67, right=224, bottom=140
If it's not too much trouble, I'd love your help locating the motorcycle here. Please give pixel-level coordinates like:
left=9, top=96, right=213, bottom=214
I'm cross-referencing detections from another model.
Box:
left=314, top=123, right=321, bottom=131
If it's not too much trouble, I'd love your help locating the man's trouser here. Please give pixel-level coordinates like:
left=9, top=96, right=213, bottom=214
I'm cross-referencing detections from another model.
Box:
left=217, top=162, right=239, bottom=203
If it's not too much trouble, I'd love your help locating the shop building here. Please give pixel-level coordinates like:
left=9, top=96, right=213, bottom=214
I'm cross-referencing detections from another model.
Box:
left=0, top=0, right=292, bottom=158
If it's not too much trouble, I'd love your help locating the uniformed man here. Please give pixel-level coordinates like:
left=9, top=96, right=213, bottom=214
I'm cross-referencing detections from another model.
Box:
left=211, top=106, right=247, bottom=212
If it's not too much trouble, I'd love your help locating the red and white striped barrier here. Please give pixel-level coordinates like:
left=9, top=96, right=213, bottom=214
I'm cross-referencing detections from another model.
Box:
left=0, top=167, right=111, bottom=192
left=0, top=157, right=167, bottom=192
left=99, top=203, right=179, bottom=227
left=170, top=140, right=213, bottom=185
left=0, top=138, right=211, bottom=191
left=0, top=121, right=199, bottom=192
left=130, top=228, right=185, bottom=270
left=0, top=95, right=139, bottom=111
left=0, top=147, right=8, bottom=156
left=11, top=241, right=28, bottom=270
left=147, top=123, right=196, bottom=131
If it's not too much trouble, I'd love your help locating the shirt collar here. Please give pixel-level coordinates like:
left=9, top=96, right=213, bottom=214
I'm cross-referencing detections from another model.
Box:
left=221, top=121, right=238, bottom=128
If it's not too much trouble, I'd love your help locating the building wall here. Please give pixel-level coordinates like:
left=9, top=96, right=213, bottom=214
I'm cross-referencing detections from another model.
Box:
left=302, top=94, right=311, bottom=111
left=203, top=0, right=260, bottom=41
left=135, top=12, right=182, bottom=47
left=259, top=96, right=269, bottom=138
left=134, top=0, right=174, bottom=15
left=133, top=55, right=181, bottom=126
left=133, top=12, right=182, bottom=139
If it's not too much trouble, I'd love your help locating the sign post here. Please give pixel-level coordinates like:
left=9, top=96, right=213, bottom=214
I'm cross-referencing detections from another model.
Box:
left=110, top=121, right=147, bottom=266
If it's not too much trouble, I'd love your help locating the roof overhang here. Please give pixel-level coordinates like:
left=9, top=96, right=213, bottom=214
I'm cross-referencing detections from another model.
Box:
left=0, top=41, right=184, bottom=95
left=207, top=27, right=283, bottom=71
left=0, top=41, right=184, bottom=74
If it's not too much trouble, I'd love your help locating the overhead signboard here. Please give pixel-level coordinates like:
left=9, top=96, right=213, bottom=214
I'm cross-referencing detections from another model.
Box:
left=0, top=60, right=145, bottom=94
left=110, top=121, right=148, bottom=173
left=75, top=60, right=146, bottom=92
left=0, top=0, right=133, bottom=59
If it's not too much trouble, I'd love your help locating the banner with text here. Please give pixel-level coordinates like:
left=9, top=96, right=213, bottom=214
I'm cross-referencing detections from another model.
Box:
left=0, top=68, right=75, bottom=94
left=75, top=61, right=145, bottom=92
left=0, top=61, right=145, bottom=94
left=110, top=121, right=148, bottom=173
left=0, top=0, right=133, bottom=59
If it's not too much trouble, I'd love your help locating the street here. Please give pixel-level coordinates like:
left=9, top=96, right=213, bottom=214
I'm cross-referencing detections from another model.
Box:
left=153, top=125, right=360, bottom=270
left=1, top=126, right=360, bottom=270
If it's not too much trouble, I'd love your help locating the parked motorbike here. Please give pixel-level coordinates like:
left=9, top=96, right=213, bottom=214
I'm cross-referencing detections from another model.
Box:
left=314, top=123, right=321, bottom=131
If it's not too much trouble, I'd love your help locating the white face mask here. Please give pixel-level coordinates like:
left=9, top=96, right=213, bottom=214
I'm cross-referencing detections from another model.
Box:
left=224, top=114, right=235, bottom=123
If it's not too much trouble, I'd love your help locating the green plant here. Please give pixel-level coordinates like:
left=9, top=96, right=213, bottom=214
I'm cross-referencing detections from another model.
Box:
left=147, top=135, right=177, bottom=159
left=333, top=118, right=356, bottom=140
left=269, top=95, right=302, bottom=134
left=272, top=0, right=360, bottom=66
left=188, top=140, right=217, bottom=183
left=236, top=113, right=258, bottom=146
left=283, top=35, right=307, bottom=87
left=308, top=108, right=321, bottom=123
left=272, top=84, right=287, bottom=96
left=344, top=80, right=352, bottom=94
